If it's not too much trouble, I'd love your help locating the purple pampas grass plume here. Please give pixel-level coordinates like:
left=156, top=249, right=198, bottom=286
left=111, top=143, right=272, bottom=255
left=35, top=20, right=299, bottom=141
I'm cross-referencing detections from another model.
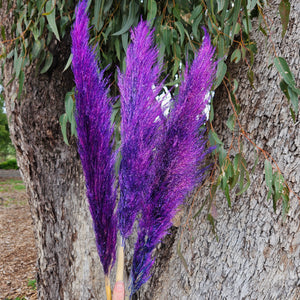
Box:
left=117, top=20, right=164, bottom=240
left=71, top=0, right=117, bottom=277
left=130, top=28, right=216, bottom=295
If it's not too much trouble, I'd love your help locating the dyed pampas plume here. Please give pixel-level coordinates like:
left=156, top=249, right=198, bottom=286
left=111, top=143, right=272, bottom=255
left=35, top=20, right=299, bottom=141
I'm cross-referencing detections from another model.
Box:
left=114, top=20, right=164, bottom=297
left=71, top=1, right=116, bottom=299
left=72, top=0, right=216, bottom=297
left=117, top=21, right=163, bottom=241
left=130, top=28, right=216, bottom=295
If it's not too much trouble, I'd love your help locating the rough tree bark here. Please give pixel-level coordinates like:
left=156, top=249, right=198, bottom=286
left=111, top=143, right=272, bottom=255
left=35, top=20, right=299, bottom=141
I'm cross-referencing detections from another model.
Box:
left=1, top=2, right=105, bottom=299
left=140, top=1, right=300, bottom=299
left=1, top=0, right=299, bottom=299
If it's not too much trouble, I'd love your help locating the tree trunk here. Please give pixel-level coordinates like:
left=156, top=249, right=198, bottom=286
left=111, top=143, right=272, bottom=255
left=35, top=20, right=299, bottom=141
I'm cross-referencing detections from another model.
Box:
left=139, top=1, right=300, bottom=299
left=1, top=3, right=106, bottom=299
left=1, top=0, right=299, bottom=299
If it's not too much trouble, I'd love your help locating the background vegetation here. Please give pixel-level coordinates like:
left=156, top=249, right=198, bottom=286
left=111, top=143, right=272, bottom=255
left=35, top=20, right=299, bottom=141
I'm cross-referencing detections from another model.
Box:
left=0, top=91, right=16, bottom=163
left=0, top=0, right=299, bottom=218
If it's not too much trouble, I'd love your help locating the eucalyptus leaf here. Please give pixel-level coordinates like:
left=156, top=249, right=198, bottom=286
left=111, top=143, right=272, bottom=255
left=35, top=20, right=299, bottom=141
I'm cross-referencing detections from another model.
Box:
left=45, top=0, right=60, bottom=41
left=279, top=0, right=290, bottom=38
left=147, top=0, right=157, bottom=27
left=274, top=57, right=297, bottom=89
left=287, top=86, right=299, bottom=116
left=17, top=70, right=25, bottom=99
left=175, top=21, right=185, bottom=46
left=264, top=160, right=273, bottom=191
left=113, top=1, right=137, bottom=36
left=65, top=94, right=74, bottom=121
left=40, top=51, right=53, bottom=74
left=226, top=114, right=235, bottom=131
left=231, top=48, right=241, bottom=63
left=214, top=60, right=227, bottom=89
left=59, top=113, right=69, bottom=145
left=63, top=53, right=73, bottom=72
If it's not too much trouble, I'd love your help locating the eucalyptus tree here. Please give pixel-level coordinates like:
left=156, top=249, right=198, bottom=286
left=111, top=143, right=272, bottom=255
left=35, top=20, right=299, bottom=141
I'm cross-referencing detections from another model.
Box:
left=0, top=0, right=299, bottom=299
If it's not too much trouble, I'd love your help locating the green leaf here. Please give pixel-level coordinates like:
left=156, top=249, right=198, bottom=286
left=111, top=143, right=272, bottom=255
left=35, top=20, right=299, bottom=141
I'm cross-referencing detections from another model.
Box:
left=17, top=70, right=25, bottom=100
left=218, top=146, right=227, bottom=167
left=279, top=79, right=289, bottom=99
left=40, top=51, right=53, bottom=74
left=93, top=0, right=104, bottom=31
left=259, top=25, right=267, bottom=36
left=233, top=153, right=241, bottom=171
left=224, top=183, right=231, bottom=207
left=65, top=94, right=74, bottom=121
left=113, top=1, right=137, bottom=36
left=247, top=69, right=254, bottom=88
left=217, top=36, right=225, bottom=59
left=274, top=57, right=298, bottom=90
left=279, top=0, right=290, bottom=38
left=231, top=48, right=241, bottom=63
left=207, top=213, right=218, bottom=241
left=14, top=54, right=23, bottom=79
left=209, top=130, right=223, bottom=146
left=121, top=32, right=129, bottom=52
left=209, top=97, right=214, bottom=122
left=172, top=59, right=180, bottom=78
left=247, top=0, right=257, bottom=10
left=233, top=23, right=241, bottom=35
left=288, top=86, right=299, bottom=116
left=190, top=5, right=202, bottom=20
left=104, top=0, right=113, bottom=14
left=273, top=172, right=284, bottom=194
left=192, top=15, right=202, bottom=41
left=226, top=114, right=235, bottom=131
left=63, top=53, right=73, bottom=72
left=217, top=0, right=225, bottom=12
left=220, top=0, right=229, bottom=26
left=236, top=157, right=250, bottom=196
left=264, top=159, right=273, bottom=191
left=45, top=1, right=60, bottom=41
left=175, top=21, right=185, bottom=46
left=31, top=41, right=42, bottom=60
left=233, top=79, right=238, bottom=93
left=214, top=60, right=227, bottom=89
left=229, top=167, right=239, bottom=189
left=230, top=0, right=241, bottom=41
left=70, top=114, right=77, bottom=137
left=59, top=113, right=69, bottom=145
left=147, top=0, right=157, bottom=27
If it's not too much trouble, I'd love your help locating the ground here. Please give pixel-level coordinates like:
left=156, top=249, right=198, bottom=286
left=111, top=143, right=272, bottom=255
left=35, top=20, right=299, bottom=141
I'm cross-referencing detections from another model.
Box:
left=0, top=170, right=37, bottom=300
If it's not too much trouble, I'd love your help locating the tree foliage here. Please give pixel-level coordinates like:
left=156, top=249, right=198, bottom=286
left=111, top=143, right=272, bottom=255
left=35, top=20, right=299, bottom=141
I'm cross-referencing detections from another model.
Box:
left=0, top=0, right=299, bottom=221
left=0, top=93, right=14, bottom=160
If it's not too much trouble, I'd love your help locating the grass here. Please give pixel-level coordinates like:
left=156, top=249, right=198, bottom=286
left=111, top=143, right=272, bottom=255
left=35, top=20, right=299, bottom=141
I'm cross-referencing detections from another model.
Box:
left=3, top=279, right=36, bottom=300
left=28, top=279, right=36, bottom=290
left=0, top=178, right=26, bottom=207
left=0, top=179, right=25, bottom=192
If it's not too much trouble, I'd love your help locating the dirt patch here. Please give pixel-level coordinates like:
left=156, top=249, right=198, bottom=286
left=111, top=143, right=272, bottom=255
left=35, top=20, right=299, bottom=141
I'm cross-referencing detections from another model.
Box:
left=0, top=176, right=37, bottom=300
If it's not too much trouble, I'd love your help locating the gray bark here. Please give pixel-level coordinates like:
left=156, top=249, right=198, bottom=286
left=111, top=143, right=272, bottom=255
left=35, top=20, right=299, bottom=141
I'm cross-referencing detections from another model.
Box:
left=1, top=0, right=299, bottom=299
left=1, top=3, right=105, bottom=299
left=141, top=1, right=300, bottom=299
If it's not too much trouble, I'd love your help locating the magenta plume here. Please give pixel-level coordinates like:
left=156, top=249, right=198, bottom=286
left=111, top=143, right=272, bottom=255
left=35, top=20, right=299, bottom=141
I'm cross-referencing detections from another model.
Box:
left=117, top=21, right=164, bottom=240
left=71, top=0, right=117, bottom=275
left=130, top=28, right=216, bottom=294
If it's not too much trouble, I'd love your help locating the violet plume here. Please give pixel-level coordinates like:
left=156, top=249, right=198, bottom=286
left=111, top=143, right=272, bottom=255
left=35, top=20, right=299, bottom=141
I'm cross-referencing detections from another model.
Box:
left=130, top=28, right=216, bottom=294
left=117, top=21, right=164, bottom=241
left=71, top=0, right=117, bottom=276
